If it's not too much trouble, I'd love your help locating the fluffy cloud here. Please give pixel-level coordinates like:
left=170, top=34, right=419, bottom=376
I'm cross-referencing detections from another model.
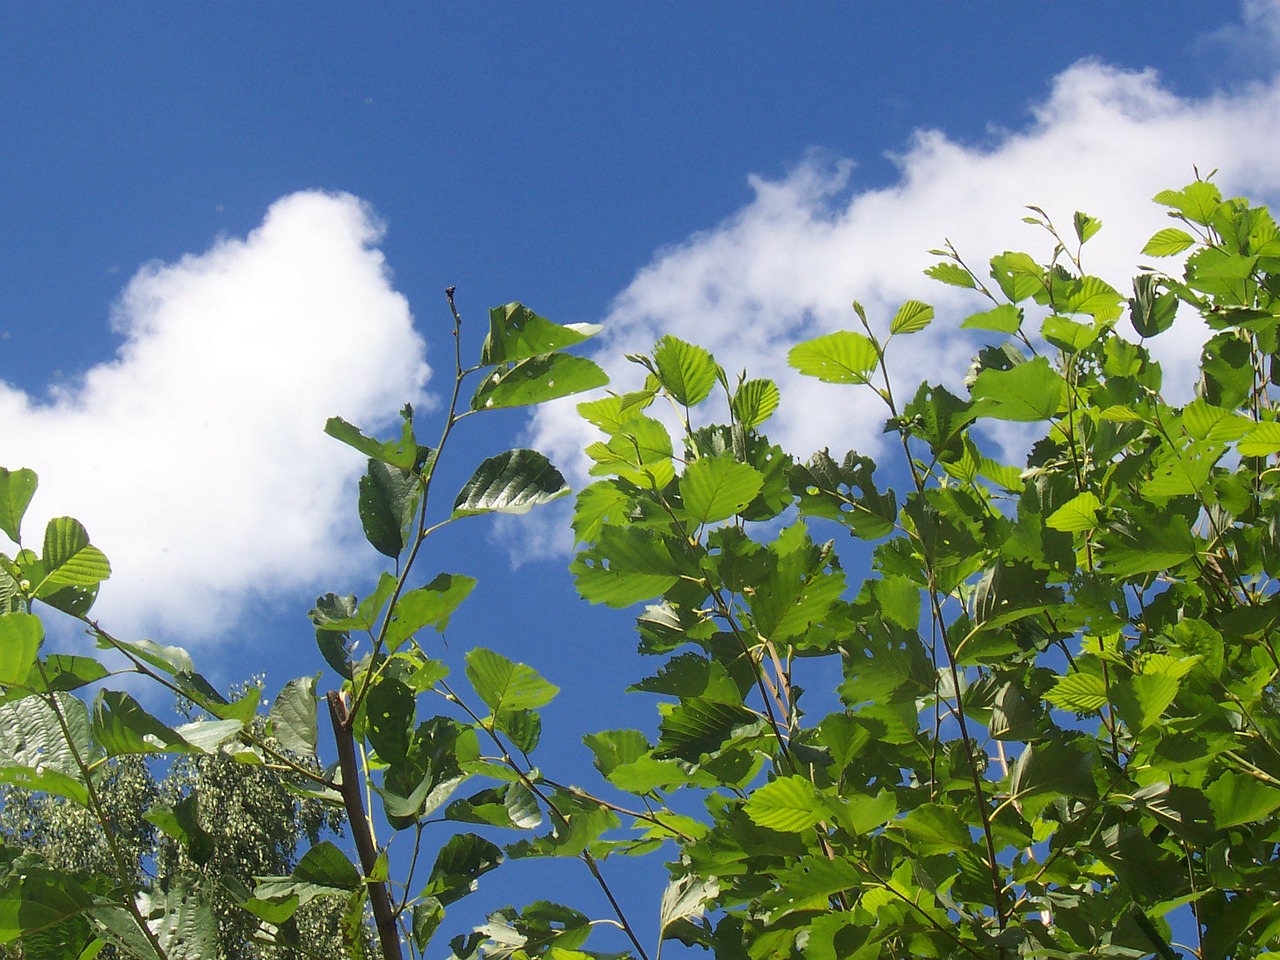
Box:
left=0, top=192, right=429, bottom=639
left=521, top=29, right=1280, bottom=559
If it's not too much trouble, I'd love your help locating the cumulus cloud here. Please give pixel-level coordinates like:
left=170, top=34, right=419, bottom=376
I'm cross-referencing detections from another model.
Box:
left=0, top=192, right=429, bottom=640
left=520, top=22, right=1280, bottom=560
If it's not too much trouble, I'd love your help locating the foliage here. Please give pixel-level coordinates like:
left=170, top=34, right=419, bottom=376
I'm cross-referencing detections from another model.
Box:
left=563, top=180, right=1280, bottom=960
left=4, top=180, right=1280, bottom=960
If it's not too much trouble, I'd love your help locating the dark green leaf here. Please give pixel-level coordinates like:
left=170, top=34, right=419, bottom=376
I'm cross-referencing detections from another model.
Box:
left=453, top=449, right=569, bottom=517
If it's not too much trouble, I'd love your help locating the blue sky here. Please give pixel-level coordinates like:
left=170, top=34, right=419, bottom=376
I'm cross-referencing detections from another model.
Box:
left=4, top=1, right=1280, bottom=952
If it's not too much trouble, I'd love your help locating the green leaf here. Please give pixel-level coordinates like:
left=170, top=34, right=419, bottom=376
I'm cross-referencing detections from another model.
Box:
left=1205, top=772, right=1280, bottom=828
left=1073, top=210, right=1103, bottom=244
left=385, top=573, right=477, bottom=649
left=92, top=690, right=192, bottom=756
left=924, top=261, right=976, bottom=289
left=412, top=897, right=445, bottom=953
left=0, top=870, right=96, bottom=946
left=1129, top=274, right=1179, bottom=338
left=471, top=353, right=609, bottom=411
left=584, top=415, right=675, bottom=488
left=960, top=303, right=1023, bottom=334
left=1153, top=180, right=1222, bottom=226
left=1045, top=492, right=1102, bottom=533
left=268, top=675, right=318, bottom=756
left=969, top=356, right=1064, bottom=421
left=293, top=841, right=362, bottom=892
left=655, top=696, right=759, bottom=762
left=731, top=378, right=780, bottom=428
left=422, top=833, right=503, bottom=905
left=38, top=518, right=110, bottom=591
left=679, top=457, right=764, bottom=526
left=465, top=648, right=559, bottom=714
left=365, top=677, right=415, bottom=763
left=0, top=612, right=42, bottom=685
left=27, top=653, right=109, bottom=693
left=889, top=300, right=934, bottom=335
left=480, top=303, right=599, bottom=365
left=453, top=450, right=569, bottom=517
left=787, top=331, right=879, bottom=384
left=897, top=803, right=971, bottom=855
left=1239, top=421, right=1280, bottom=456
left=990, top=250, right=1044, bottom=302
left=357, top=459, right=421, bottom=559
left=144, top=793, right=216, bottom=866
left=1142, top=227, right=1196, bottom=257
left=652, top=336, right=719, bottom=406
left=1060, top=276, right=1123, bottom=321
left=1042, top=315, right=1098, bottom=353
left=743, top=776, right=828, bottom=833
left=1045, top=672, right=1108, bottom=713
left=324, top=415, right=421, bottom=470
left=659, top=874, right=719, bottom=936
left=0, top=468, right=36, bottom=545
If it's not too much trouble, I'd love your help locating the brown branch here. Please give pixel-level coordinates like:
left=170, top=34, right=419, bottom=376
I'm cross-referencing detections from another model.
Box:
left=327, top=691, right=403, bottom=960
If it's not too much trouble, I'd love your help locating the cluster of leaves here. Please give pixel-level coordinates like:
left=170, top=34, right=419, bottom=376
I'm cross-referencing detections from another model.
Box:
left=5, top=179, right=1280, bottom=960
left=567, top=181, right=1280, bottom=959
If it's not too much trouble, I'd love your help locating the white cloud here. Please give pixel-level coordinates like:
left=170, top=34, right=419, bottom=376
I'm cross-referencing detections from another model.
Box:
left=0, top=192, right=429, bottom=640
left=520, top=26, right=1280, bottom=561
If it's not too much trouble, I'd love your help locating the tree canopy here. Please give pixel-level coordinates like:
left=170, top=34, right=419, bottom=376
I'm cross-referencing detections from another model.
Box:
left=3, top=180, right=1280, bottom=959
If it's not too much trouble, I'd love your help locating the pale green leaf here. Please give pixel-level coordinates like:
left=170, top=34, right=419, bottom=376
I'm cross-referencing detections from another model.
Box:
left=743, top=776, right=828, bottom=833
left=961, top=303, right=1022, bottom=333
left=731, top=378, right=780, bottom=428
left=679, top=457, right=763, bottom=525
left=1044, top=672, right=1107, bottom=713
left=787, top=331, right=879, bottom=384
left=1045, top=492, right=1102, bottom=533
left=924, top=261, right=976, bottom=289
left=466, top=647, right=559, bottom=714
left=969, top=356, right=1064, bottom=421
left=1239, top=421, right=1280, bottom=456
left=1141, top=227, right=1196, bottom=257
left=889, top=299, right=934, bottom=335
left=652, top=336, right=720, bottom=406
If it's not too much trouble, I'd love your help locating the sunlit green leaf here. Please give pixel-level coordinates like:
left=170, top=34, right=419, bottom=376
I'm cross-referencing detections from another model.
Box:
left=743, top=776, right=828, bottom=833
left=471, top=353, right=608, bottom=411
left=731, top=378, right=780, bottom=428
left=889, top=299, right=934, bottom=335
left=652, top=336, right=720, bottom=406
left=787, top=331, right=879, bottom=384
left=680, top=457, right=763, bottom=526
left=1142, top=227, right=1196, bottom=257
left=465, top=648, right=559, bottom=714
